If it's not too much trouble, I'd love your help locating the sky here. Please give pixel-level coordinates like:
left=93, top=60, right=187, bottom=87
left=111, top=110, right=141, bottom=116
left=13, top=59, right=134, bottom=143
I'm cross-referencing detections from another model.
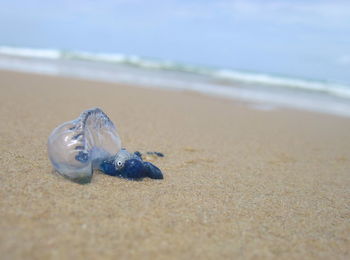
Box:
left=0, top=0, right=350, bottom=83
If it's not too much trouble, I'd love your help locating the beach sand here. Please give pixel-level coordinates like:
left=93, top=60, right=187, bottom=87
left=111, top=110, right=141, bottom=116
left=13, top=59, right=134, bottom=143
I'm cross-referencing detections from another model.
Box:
left=0, top=70, right=349, bottom=259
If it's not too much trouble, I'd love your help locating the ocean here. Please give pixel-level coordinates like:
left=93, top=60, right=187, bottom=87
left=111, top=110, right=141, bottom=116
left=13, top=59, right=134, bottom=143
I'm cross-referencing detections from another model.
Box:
left=1, top=46, right=350, bottom=118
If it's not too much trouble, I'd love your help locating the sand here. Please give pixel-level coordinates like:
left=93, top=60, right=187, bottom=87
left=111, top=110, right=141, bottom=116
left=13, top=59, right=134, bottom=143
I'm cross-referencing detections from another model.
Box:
left=0, top=70, right=349, bottom=259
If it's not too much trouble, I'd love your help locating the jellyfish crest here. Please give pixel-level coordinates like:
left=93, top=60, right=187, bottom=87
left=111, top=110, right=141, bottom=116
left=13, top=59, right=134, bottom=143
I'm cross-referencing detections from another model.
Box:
left=79, top=108, right=122, bottom=160
left=47, top=108, right=122, bottom=183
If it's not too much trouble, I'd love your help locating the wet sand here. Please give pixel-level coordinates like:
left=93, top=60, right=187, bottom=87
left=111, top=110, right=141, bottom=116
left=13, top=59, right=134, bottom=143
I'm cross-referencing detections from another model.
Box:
left=0, top=70, right=349, bottom=259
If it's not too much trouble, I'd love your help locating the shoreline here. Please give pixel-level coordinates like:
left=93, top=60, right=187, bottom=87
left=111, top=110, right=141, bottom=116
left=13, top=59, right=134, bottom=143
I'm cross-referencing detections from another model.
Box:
left=1, top=67, right=350, bottom=120
left=1, top=52, right=350, bottom=118
left=0, top=70, right=349, bottom=259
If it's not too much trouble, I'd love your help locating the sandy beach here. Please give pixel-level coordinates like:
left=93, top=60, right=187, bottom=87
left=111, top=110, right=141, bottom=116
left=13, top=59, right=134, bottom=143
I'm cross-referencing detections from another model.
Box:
left=0, top=70, right=349, bottom=259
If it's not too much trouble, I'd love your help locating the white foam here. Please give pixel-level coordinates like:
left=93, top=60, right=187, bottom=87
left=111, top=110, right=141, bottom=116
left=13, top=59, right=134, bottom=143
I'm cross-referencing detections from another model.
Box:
left=212, top=69, right=350, bottom=99
left=0, top=46, right=60, bottom=60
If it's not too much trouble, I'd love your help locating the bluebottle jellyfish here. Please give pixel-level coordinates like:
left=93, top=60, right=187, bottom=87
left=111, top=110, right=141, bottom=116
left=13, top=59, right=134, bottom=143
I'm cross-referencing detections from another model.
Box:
left=47, top=108, right=163, bottom=184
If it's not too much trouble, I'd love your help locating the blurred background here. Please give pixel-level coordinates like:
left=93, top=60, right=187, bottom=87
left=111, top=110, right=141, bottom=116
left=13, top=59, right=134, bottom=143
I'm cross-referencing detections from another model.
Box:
left=0, top=0, right=350, bottom=116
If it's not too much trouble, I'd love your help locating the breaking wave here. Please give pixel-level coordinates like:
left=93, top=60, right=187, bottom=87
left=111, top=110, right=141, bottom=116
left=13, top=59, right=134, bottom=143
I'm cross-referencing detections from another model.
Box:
left=1, top=45, right=350, bottom=100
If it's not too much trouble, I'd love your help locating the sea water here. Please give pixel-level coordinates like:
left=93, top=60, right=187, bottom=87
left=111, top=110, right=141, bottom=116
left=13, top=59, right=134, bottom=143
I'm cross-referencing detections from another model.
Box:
left=1, top=45, right=350, bottom=118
